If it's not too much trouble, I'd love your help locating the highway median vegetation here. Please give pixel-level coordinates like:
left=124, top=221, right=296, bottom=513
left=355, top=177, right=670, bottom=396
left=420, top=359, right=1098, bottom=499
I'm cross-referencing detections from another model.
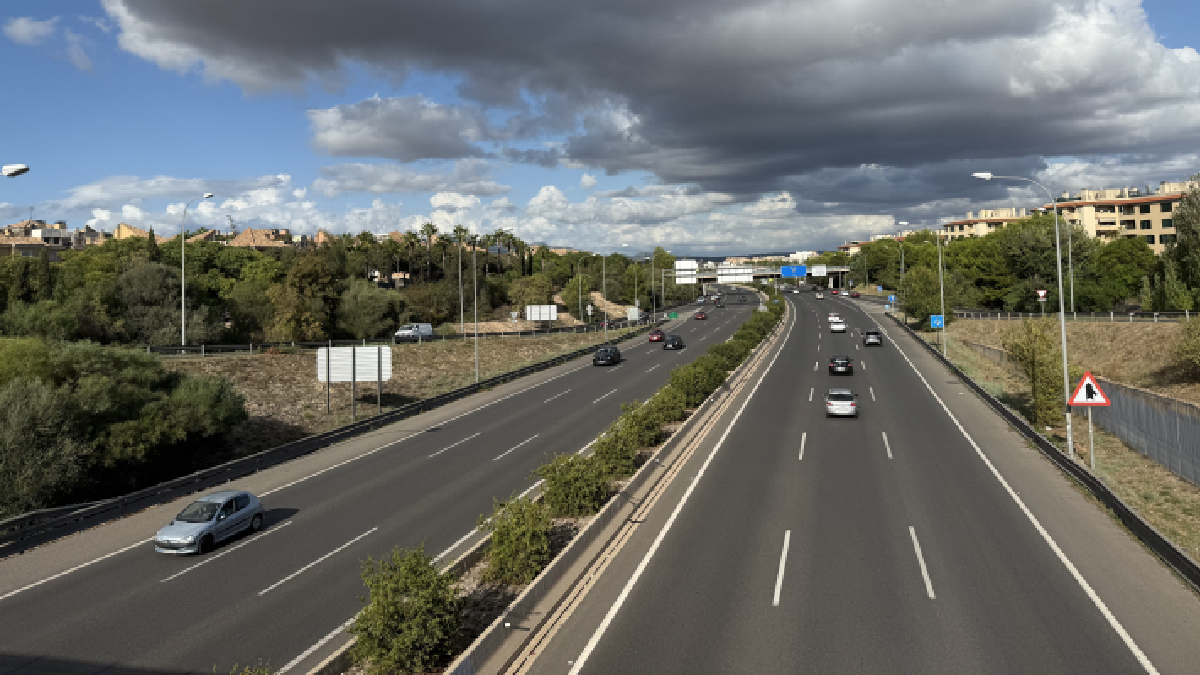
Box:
left=348, top=285, right=785, bottom=671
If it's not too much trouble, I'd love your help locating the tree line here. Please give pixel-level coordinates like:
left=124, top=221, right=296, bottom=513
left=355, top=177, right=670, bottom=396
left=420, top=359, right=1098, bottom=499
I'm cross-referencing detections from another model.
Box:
left=0, top=222, right=693, bottom=345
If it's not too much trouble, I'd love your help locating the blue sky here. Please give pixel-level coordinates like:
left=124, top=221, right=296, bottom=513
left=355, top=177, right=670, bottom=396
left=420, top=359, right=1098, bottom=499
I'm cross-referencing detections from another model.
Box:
left=3, top=1, right=1199, bottom=254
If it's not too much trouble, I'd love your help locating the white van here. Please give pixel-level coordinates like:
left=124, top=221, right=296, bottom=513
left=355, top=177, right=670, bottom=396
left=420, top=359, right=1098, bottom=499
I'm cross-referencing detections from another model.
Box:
left=395, top=323, right=434, bottom=341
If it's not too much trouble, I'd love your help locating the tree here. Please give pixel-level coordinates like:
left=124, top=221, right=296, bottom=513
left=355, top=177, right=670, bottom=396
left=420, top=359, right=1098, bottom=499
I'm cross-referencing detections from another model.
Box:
left=146, top=228, right=161, bottom=263
left=510, top=273, right=552, bottom=313
left=1167, top=173, right=1200, bottom=292
left=420, top=222, right=438, bottom=283
left=562, top=274, right=589, bottom=320
left=1095, top=237, right=1155, bottom=309
left=338, top=279, right=398, bottom=339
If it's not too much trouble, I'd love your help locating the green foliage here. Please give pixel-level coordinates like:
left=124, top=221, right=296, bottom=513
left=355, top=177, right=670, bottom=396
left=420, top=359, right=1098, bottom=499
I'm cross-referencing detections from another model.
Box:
left=215, top=661, right=272, bottom=674
left=1175, top=318, right=1200, bottom=380
left=477, top=496, right=552, bottom=584
left=1002, top=319, right=1081, bottom=426
left=535, top=454, right=612, bottom=517
left=349, top=545, right=461, bottom=675
left=338, top=279, right=399, bottom=339
left=0, top=337, right=246, bottom=517
left=510, top=273, right=552, bottom=311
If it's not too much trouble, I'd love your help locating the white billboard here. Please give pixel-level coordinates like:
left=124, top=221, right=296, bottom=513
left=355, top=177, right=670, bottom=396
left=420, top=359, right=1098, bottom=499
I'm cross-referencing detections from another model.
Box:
left=525, top=305, right=558, bottom=321
left=811, top=264, right=828, bottom=278
left=674, top=260, right=699, bottom=270
left=627, top=307, right=641, bottom=321
left=317, top=346, right=393, bottom=383
left=675, top=259, right=698, bottom=285
left=717, top=265, right=754, bottom=283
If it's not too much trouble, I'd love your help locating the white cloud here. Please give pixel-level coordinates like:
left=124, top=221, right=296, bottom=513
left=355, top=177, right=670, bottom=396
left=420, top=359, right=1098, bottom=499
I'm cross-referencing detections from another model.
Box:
left=86, top=208, right=112, bottom=227
left=292, top=187, right=307, bottom=198
left=64, top=29, right=93, bottom=71
left=312, top=160, right=510, bottom=198
left=580, top=173, right=597, bottom=189
left=308, top=95, right=494, bottom=162
left=430, top=192, right=481, bottom=211
left=3, top=17, right=58, bottom=45
left=121, top=204, right=143, bottom=219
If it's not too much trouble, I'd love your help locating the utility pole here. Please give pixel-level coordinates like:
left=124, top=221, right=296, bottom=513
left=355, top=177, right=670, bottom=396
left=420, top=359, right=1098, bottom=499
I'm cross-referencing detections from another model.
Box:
left=937, top=232, right=947, bottom=357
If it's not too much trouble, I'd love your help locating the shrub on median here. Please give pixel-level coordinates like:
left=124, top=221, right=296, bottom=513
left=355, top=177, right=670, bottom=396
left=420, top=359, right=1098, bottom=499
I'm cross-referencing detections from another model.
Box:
left=478, top=495, right=552, bottom=585
left=536, top=454, right=613, bottom=517
left=349, top=545, right=461, bottom=675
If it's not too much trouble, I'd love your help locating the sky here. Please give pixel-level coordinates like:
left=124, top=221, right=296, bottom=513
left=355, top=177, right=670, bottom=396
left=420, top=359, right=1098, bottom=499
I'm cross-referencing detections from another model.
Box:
left=1, top=0, right=1199, bottom=255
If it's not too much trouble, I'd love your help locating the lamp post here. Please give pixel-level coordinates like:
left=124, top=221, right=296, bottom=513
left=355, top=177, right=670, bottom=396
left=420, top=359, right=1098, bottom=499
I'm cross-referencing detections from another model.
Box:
left=896, top=222, right=908, bottom=323
left=2, top=164, right=30, bottom=177
left=936, top=230, right=947, bottom=356
left=472, top=232, right=479, bottom=383
left=974, top=172, right=1075, bottom=458
left=181, top=192, right=214, bottom=346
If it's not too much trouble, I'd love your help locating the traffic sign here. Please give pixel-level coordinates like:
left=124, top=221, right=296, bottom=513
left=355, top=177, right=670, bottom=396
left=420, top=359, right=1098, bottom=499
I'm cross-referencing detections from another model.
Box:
left=668, top=312, right=679, bottom=319
left=877, top=285, right=883, bottom=292
left=1036, top=289, right=1048, bottom=301
left=930, top=314, right=944, bottom=328
left=1070, top=372, right=1111, bottom=406
left=781, top=265, right=806, bottom=278
left=888, top=295, right=896, bottom=302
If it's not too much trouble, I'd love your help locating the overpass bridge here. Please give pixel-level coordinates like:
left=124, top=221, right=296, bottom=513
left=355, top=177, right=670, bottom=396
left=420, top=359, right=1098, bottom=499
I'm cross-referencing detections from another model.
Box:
left=694, top=266, right=852, bottom=287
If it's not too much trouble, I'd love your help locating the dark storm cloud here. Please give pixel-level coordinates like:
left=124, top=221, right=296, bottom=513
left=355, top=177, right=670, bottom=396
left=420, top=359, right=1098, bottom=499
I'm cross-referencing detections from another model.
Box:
left=104, top=0, right=1200, bottom=213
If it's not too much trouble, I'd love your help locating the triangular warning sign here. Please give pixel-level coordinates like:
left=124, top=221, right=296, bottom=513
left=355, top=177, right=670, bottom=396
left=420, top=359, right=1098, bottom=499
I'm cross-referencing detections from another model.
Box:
left=1070, top=372, right=1111, bottom=406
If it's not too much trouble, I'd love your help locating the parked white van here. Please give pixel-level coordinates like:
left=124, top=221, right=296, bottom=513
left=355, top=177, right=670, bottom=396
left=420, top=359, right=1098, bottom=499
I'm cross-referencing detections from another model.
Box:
left=395, top=323, right=435, bottom=341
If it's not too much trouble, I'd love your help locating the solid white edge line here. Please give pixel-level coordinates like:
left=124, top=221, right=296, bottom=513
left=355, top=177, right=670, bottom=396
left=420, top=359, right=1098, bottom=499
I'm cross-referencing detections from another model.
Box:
left=591, top=389, right=618, bottom=404
left=494, top=434, right=540, bottom=461
left=257, top=527, right=377, bottom=596
left=887, top=323, right=1159, bottom=674
left=568, top=304, right=795, bottom=675
left=799, top=432, right=807, bottom=461
left=909, top=526, right=935, bottom=599
left=428, top=431, right=483, bottom=458
left=883, top=431, right=893, bottom=460
left=276, top=614, right=357, bottom=674
left=0, top=537, right=154, bottom=602
left=773, top=530, right=791, bottom=607
left=160, top=521, right=293, bottom=582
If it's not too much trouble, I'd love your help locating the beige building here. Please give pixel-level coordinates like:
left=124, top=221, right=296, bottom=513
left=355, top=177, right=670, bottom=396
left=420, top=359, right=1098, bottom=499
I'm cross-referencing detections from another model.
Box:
left=1048, top=180, right=1195, bottom=254
left=938, top=207, right=1029, bottom=241
left=113, top=222, right=170, bottom=243
left=227, top=228, right=293, bottom=250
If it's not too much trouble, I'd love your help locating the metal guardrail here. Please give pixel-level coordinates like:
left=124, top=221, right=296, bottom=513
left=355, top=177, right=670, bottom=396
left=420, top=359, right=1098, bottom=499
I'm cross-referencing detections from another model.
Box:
left=952, top=309, right=1194, bottom=323
left=888, top=314, right=1200, bottom=594
left=0, top=320, right=671, bottom=556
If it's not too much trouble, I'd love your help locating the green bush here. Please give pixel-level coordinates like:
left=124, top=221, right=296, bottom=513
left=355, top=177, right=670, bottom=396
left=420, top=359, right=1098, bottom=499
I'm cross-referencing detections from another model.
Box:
left=478, top=495, right=552, bottom=584
left=216, top=661, right=272, bottom=674
left=349, top=546, right=462, bottom=675
left=1176, top=317, right=1200, bottom=379
left=536, top=454, right=612, bottom=517
left=0, top=377, right=88, bottom=516
left=1003, top=319, right=1082, bottom=426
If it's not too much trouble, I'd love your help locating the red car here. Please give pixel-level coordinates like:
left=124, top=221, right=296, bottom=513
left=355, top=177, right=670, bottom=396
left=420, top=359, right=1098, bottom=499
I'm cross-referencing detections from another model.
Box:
left=648, top=330, right=665, bottom=342
left=694, top=311, right=708, bottom=320
left=850, top=291, right=861, bottom=298
left=830, top=289, right=839, bottom=295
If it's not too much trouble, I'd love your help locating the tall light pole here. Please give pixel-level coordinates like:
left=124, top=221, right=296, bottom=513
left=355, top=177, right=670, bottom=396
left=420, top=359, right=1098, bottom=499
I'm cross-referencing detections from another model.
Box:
left=472, top=231, right=479, bottom=383
left=975, top=172, right=1075, bottom=458
left=602, top=254, right=607, bottom=341
left=936, top=230, right=947, bottom=357
left=181, top=193, right=214, bottom=345
left=896, top=222, right=908, bottom=323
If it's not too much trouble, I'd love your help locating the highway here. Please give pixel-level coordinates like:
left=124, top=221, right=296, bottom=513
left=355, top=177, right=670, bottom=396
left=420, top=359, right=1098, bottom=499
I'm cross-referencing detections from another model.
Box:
left=0, top=289, right=755, bottom=674
left=522, top=291, right=1200, bottom=674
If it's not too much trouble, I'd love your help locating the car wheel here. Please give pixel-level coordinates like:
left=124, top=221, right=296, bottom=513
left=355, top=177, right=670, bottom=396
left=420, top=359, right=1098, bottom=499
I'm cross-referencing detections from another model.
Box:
left=249, top=514, right=263, bottom=534
left=198, top=535, right=214, bottom=555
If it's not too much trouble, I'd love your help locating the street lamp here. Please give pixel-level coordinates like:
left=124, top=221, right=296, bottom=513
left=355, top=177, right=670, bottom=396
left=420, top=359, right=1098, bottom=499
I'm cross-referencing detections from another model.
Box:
left=974, top=172, right=1075, bottom=458
left=2, top=164, right=30, bottom=177
left=181, top=192, right=214, bottom=346
left=894, top=222, right=908, bottom=323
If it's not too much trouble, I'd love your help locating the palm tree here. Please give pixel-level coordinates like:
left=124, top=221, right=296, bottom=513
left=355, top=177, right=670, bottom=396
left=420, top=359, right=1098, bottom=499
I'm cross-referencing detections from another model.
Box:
left=420, top=222, right=438, bottom=283
left=401, top=231, right=419, bottom=283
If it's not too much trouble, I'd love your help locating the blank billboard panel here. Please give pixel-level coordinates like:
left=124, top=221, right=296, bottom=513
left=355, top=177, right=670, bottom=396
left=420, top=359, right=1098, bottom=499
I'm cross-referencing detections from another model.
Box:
left=676, top=271, right=697, bottom=284
left=526, top=305, right=558, bottom=321
left=317, top=346, right=393, bottom=383
left=674, top=260, right=699, bottom=270
left=811, top=264, right=827, bottom=277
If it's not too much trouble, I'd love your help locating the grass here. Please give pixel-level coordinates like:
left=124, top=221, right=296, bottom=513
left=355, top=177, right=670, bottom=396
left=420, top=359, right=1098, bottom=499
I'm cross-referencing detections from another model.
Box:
left=164, top=329, right=637, bottom=457
left=917, top=325, right=1200, bottom=563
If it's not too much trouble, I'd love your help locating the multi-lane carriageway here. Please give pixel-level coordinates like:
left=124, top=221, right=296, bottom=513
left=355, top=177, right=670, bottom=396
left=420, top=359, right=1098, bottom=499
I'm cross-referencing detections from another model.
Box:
left=518, top=292, right=1200, bottom=675
left=0, top=290, right=754, bottom=674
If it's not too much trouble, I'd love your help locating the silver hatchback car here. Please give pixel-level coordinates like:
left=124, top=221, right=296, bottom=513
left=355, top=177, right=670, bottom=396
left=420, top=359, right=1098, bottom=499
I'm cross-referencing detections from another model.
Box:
left=154, top=490, right=265, bottom=554
left=824, top=388, right=859, bottom=418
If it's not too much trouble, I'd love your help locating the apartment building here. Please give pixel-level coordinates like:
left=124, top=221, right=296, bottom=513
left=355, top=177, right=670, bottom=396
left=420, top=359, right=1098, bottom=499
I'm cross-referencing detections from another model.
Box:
left=1048, top=180, right=1194, bottom=254
left=938, top=207, right=1029, bottom=241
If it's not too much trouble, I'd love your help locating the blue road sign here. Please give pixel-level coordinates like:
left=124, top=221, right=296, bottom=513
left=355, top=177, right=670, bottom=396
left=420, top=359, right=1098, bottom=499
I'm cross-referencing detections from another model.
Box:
left=877, top=285, right=883, bottom=292
left=781, top=265, right=806, bottom=278
left=930, top=314, right=944, bottom=328
left=888, top=295, right=896, bottom=302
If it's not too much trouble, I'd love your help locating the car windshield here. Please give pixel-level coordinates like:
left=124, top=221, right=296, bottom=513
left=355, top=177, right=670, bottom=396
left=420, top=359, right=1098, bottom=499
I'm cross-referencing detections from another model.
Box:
left=399, top=324, right=415, bottom=331
left=176, top=501, right=220, bottom=523
left=832, top=357, right=851, bottom=363
left=827, top=393, right=855, bottom=402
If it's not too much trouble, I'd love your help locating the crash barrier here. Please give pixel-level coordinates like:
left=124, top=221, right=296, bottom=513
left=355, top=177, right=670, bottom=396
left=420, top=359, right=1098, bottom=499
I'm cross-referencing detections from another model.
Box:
left=952, top=309, right=1193, bottom=323
left=0, top=320, right=671, bottom=557
left=889, top=316, right=1200, bottom=594
left=957, top=340, right=1200, bottom=490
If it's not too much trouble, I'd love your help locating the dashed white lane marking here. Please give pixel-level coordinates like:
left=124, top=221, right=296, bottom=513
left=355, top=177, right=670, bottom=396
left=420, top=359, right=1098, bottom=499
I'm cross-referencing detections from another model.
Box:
left=883, top=431, right=893, bottom=459
left=869, top=387, right=876, bottom=401
left=543, top=389, right=572, bottom=404
left=909, top=526, right=935, bottom=599
left=160, top=521, right=293, bottom=582
left=799, top=433, right=807, bottom=460
left=808, top=387, right=814, bottom=402
left=428, top=431, right=482, bottom=458
left=592, top=389, right=618, bottom=404
left=494, top=434, right=540, bottom=461
left=258, top=527, right=377, bottom=596
left=773, top=530, right=791, bottom=607
left=646, top=364, right=660, bottom=373
left=861, top=360, right=867, bottom=370
left=813, top=361, right=818, bottom=371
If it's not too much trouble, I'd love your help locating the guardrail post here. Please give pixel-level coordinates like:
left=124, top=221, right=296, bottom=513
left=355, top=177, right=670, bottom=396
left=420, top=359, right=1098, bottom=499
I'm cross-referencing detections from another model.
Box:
left=1154, top=312, right=1159, bottom=323
left=201, top=344, right=205, bottom=357
left=249, top=343, right=253, bottom=355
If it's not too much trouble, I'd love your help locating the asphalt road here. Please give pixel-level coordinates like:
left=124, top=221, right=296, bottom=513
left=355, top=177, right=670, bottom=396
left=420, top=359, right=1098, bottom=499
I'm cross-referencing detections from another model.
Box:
left=0, top=289, right=757, bottom=674
left=538, top=292, right=1163, bottom=674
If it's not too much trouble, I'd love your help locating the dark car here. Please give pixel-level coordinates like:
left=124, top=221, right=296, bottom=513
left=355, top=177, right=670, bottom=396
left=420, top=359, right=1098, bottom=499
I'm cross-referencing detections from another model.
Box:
left=593, top=346, right=621, bottom=365
left=828, top=355, right=854, bottom=375
left=850, top=291, right=861, bottom=298
left=663, top=334, right=685, bottom=350
left=695, top=311, right=708, bottom=320
left=648, top=329, right=665, bottom=342
left=714, top=300, right=724, bottom=308
left=863, top=330, right=883, bottom=346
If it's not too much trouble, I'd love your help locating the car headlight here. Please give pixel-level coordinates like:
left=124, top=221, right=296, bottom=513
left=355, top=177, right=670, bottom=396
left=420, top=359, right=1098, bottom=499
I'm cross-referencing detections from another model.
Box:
left=182, top=535, right=196, bottom=544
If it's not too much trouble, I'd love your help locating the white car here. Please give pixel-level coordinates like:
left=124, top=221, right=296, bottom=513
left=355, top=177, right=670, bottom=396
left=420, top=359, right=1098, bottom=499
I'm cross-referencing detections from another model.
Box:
left=824, top=389, right=859, bottom=417
left=828, top=313, right=840, bottom=322
left=815, top=292, right=824, bottom=299
left=831, top=320, right=847, bottom=333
